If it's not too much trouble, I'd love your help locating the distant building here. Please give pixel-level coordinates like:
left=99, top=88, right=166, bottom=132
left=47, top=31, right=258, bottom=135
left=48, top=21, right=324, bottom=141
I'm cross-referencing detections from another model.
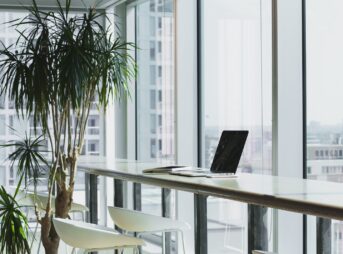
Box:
left=136, top=0, right=175, bottom=161
left=307, top=144, right=343, bottom=182
left=307, top=142, right=343, bottom=251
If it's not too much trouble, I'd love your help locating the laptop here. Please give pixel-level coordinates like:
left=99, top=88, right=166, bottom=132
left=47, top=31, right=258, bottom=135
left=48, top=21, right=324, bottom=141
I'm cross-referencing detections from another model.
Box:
left=170, top=130, right=248, bottom=178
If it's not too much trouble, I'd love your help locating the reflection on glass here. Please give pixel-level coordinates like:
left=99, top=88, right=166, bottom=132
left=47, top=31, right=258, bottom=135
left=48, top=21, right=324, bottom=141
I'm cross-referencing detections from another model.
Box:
left=136, top=0, right=175, bottom=163
left=306, top=0, right=343, bottom=252
left=136, top=0, right=176, bottom=253
left=201, top=0, right=272, bottom=253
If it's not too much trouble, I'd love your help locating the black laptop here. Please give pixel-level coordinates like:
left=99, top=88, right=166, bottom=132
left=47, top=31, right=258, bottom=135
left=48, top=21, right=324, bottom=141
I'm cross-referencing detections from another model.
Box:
left=170, top=130, right=248, bottom=177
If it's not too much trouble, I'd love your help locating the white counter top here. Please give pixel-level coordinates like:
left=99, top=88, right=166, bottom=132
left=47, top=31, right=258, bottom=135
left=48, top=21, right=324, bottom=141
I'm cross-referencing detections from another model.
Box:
left=78, top=158, right=343, bottom=220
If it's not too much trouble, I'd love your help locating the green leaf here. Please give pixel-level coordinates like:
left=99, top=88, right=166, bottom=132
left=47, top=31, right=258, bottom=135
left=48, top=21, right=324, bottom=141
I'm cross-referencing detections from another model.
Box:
left=1, top=131, right=49, bottom=190
left=0, top=186, right=30, bottom=254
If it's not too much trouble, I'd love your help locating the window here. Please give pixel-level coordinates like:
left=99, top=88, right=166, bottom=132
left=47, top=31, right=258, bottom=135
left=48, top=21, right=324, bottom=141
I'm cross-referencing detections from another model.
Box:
left=150, top=90, right=156, bottom=109
left=158, top=114, right=162, bottom=126
left=150, top=41, right=156, bottom=60
left=158, top=139, right=162, bottom=150
left=201, top=0, right=272, bottom=252
left=0, top=95, right=5, bottom=109
left=136, top=0, right=175, bottom=162
left=158, top=41, right=162, bottom=53
left=87, top=115, right=100, bottom=135
left=150, top=114, right=156, bottom=133
left=0, top=166, right=5, bottom=186
left=150, top=66, right=156, bottom=85
left=158, top=17, right=162, bottom=29
left=150, top=1, right=155, bottom=12
left=134, top=1, right=176, bottom=252
left=158, top=90, right=162, bottom=102
left=150, top=139, right=156, bottom=158
left=87, top=140, right=100, bottom=155
left=306, top=0, right=343, bottom=252
left=150, top=17, right=156, bottom=37
left=0, top=116, right=5, bottom=136
left=158, top=65, right=162, bottom=77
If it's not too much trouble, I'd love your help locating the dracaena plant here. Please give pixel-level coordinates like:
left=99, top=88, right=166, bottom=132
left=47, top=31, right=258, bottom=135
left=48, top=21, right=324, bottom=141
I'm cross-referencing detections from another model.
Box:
left=0, top=131, right=49, bottom=254
left=0, top=183, right=31, bottom=254
left=0, top=131, right=48, bottom=254
left=0, top=0, right=135, bottom=253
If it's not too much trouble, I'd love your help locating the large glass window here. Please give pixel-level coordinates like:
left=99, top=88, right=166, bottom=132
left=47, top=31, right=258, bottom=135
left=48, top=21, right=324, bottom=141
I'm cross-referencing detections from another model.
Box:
left=0, top=11, right=26, bottom=187
left=134, top=0, right=176, bottom=252
left=306, top=0, right=343, bottom=252
left=201, top=0, right=272, bottom=252
left=136, top=0, right=175, bottom=163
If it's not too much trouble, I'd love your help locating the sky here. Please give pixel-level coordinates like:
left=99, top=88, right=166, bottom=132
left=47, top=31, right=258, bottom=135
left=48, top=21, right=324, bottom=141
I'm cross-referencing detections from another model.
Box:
left=202, top=0, right=343, bottom=127
left=306, top=0, right=343, bottom=125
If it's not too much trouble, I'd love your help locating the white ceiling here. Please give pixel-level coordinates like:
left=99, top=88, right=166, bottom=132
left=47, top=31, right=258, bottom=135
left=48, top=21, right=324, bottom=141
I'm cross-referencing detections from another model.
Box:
left=0, top=0, right=119, bottom=9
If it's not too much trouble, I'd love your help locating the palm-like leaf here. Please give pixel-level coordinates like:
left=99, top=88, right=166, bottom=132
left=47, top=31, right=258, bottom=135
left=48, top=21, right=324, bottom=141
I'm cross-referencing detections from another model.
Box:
left=0, top=185, right=30, bottom=254
left=2, top=132, right=49, bottom=188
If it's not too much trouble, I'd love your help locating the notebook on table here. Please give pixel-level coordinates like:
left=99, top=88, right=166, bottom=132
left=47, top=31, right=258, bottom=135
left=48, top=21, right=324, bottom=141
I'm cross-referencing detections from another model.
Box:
left=169, top=130, right=248, bottom=178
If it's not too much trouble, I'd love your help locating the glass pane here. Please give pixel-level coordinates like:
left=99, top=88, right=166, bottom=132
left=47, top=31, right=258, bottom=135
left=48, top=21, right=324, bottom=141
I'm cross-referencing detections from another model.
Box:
left=201, top=0, right=273, bottom=253
left=136, top=0, right=175, bottom=163
left=306, top=0, right=343, bottom=252
left=136, top=0, right=176, bottom=252
left=0, top=11, right=26, bottom=188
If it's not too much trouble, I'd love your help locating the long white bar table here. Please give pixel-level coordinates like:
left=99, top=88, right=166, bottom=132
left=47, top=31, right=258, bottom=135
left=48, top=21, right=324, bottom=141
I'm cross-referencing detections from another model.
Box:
left=78, top=158, right=343, bottom=221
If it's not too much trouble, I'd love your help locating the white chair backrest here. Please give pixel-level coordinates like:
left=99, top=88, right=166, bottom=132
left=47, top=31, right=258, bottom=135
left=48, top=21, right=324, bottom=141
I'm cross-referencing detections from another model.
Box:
left=108, top=206, right=190, bottom=232
left=53, top=218, right=144, bottom=249
left=252, top=251, right=277, bottom=254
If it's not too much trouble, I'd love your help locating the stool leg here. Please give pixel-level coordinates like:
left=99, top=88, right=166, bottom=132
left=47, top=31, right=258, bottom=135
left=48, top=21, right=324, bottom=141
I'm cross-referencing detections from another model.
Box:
left=180, top=231, right=186, bottom=254
left=37, top=236, right=42, bottom=254
left=136, top=233, right=142, bottom=254
left=162, top=232, right=166, bottom=254
left=30, top=222, right=39, bottom=250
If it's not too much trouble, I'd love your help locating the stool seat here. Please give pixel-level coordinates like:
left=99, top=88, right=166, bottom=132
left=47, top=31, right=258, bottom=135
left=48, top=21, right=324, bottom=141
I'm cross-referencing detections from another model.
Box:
left=53, top=218, right=145, bottom=251
left=108, top=206, right=190, bottom=233
left=14, top=189, right=89, bottom=213
left=108, top=206, right=190, bottom=254
left=27, top=192, right=89, bottom=213
left=252, top=251, right=277, bottom=254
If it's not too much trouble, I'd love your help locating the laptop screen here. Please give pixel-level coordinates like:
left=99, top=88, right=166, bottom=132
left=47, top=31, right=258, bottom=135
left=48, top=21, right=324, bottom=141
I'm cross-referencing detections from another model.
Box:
left=210, top=130, right=248, bottom=173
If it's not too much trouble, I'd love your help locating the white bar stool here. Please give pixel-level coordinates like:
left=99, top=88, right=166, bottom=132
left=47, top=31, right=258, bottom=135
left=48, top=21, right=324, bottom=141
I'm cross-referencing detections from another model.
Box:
left=15, top=190, right=89, bottom=253
left=252, top=251, right=277, bottom=254
left=53, top=218, right=145, bottom=254
left=15, top=189, right=89, bottom=220
left=27, top=192, right=89, bottom=220
left=108, top=206, right=191, bottom=254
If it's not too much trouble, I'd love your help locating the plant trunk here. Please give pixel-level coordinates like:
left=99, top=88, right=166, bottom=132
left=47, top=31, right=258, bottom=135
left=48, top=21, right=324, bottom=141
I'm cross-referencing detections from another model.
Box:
left=41, top=188, right=73, bottom=254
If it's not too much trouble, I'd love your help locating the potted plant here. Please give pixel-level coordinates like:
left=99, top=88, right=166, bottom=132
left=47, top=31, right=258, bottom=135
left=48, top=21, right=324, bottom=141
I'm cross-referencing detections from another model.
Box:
left=0, top=0, right=136, bottom=253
